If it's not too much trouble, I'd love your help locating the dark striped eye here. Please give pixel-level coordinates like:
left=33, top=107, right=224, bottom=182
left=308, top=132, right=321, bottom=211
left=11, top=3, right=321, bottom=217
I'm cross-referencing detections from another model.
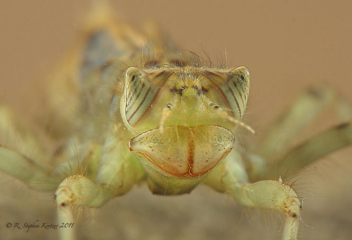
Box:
left=199, top=67, right=250, bottom=120
left=223, top=66, right=250, bottom=119
left=122, top=67, right=159, bottom=127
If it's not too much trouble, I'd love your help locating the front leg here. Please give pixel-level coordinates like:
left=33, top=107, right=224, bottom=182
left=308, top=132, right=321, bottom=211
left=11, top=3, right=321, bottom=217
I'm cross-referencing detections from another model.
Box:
left=204, top=151, right=301, bottom=240
left=55, top=133, right=146, bottom=240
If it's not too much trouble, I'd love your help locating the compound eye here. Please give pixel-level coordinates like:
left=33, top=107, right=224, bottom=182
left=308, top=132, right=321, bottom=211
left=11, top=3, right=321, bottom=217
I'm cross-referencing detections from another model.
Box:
left=224, top=66, right=250, bottom=119
left=122, top=67, right=159, bottom=127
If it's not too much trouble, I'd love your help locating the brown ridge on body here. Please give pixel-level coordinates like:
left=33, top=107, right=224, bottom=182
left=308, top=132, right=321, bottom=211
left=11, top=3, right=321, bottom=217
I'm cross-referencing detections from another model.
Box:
left=154, top=70, right=166, bottom=79
left=187, top=128, right=195, bottom=176
left=129, top=126, right=233, bottom=178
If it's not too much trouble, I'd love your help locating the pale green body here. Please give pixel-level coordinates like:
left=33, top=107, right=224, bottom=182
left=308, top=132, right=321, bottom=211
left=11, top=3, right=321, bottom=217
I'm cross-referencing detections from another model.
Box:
left=0, top=8, right=351, bottom=240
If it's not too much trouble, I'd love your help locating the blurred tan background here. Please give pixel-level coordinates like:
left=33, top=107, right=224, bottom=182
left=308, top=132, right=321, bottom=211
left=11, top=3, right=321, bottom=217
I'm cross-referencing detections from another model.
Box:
left=0, top=1, right=352, bottom=240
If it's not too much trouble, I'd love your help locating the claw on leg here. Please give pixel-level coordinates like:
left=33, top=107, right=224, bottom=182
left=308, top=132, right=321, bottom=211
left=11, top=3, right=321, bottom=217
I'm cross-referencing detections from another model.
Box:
left=56, top=186, right=75, bottom=240
left=234, top=181, right=301, bottom=240
left=205, top=158, right=301, bottom=240
left=283, top=214, right=299, bottom=240
left=233, top=180, right=301, bottom=239
left=55, top=175, right=109, bottom=240
left=281, top=194, right=301, bottom=240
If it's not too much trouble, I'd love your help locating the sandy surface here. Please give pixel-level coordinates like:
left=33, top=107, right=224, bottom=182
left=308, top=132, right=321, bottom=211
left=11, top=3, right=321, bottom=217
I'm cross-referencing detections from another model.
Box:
left=0, top=1, right=352, bottom=240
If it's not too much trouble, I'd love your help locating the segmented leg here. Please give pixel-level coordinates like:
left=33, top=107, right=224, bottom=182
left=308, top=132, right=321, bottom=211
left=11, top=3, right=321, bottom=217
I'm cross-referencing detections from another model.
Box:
left=55, top=134, right=145, bottom=239
left=257, top=85, right=351, bottom=161
left=0, top=147, right=59, bottom=190
left=0, top=101, right=61, bottom=190
left=272, top=122, right=352, bottom=177
left=204, top=151, right=301, bottom=240
left=245, top=85, right=352, bottom=180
